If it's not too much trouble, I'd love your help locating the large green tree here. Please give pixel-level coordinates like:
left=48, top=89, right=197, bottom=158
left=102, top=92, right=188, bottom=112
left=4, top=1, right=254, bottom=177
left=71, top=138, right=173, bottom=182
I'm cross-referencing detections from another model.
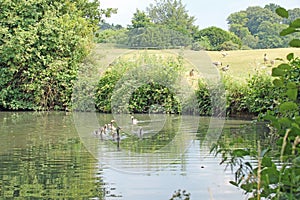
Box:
left=146, top=0, right=198, bottom=37
left=227, top=3, right=300, bottom=49
left=0, top=0, right=112, bottom=111
left=130, top=9, right=152, bottom=29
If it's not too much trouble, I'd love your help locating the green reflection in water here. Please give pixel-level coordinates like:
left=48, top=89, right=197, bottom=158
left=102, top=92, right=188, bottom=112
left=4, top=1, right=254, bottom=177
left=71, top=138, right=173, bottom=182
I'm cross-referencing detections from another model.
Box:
left=0, top=112, right=104, bottom=199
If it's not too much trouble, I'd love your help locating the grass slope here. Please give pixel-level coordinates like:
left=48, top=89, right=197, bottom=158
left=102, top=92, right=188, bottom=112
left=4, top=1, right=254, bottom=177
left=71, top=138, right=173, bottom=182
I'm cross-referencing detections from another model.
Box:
left=206, top=48, right=300, bottom=80
left=93, top=44, right=300, bottom=82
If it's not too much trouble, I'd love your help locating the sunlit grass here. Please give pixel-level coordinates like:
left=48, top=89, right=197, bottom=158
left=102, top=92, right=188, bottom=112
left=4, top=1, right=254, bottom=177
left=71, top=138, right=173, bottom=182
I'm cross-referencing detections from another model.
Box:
left=94, top=44, right=300, bottom=82
left=206, top=48, right=300, bottom=80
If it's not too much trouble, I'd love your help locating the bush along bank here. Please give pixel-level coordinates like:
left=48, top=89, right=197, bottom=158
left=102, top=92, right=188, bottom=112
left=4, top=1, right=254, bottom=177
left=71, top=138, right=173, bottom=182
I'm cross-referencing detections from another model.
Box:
left=92, top=51, right=283, bottom=117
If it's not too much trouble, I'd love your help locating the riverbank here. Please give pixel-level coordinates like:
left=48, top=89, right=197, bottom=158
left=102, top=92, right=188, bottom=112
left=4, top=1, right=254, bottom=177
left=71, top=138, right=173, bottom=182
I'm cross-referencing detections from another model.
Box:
left=75, top=45, right=293, bottom=117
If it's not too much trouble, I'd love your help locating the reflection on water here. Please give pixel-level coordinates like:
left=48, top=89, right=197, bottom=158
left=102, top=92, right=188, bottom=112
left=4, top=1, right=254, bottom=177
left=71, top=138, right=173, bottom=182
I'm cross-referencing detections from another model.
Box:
left=0, top=112, right=103, bottom=199
left=0, top=112, right=260, bottom=199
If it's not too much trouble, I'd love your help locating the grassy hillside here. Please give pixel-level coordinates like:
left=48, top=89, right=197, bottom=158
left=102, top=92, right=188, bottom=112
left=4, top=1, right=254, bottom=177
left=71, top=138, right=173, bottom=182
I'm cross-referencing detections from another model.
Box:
left=206, top=48, right=300, bottom=80
left=93, top=44, right=300, bottom=82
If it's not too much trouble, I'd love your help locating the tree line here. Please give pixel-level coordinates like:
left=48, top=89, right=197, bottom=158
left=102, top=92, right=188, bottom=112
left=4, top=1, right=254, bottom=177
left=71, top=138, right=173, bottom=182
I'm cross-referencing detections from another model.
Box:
left=1, top=0, right=299, bottom=111
left=96, top=1, right=300, bottom=50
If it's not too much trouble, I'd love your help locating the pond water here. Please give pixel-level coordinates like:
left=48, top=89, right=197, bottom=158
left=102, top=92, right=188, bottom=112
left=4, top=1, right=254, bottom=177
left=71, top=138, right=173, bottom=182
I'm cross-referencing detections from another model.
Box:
left=0, top=112, right=263, bottom=199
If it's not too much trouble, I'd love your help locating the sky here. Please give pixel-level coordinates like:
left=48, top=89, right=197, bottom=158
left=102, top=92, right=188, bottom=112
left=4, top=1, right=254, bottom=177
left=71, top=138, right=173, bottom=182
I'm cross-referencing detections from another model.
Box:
left=101, top=0, right=299, bottom=30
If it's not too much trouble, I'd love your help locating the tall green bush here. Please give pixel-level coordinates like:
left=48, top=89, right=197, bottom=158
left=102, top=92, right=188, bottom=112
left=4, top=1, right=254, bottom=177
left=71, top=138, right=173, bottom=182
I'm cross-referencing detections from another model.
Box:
left=0, top=0, right=102, bottom=111
left=245, top=72, right=281, bottom=114
left=95, top=53, right=183, bottom=113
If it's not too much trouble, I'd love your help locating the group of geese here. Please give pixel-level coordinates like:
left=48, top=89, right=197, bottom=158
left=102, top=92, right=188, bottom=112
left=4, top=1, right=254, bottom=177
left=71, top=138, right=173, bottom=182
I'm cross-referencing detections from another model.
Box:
left=94, top=119, right=119, bottom=140
left=94, top=115, right=143, bottom=140
left=212, top=61, right=230, bottom=72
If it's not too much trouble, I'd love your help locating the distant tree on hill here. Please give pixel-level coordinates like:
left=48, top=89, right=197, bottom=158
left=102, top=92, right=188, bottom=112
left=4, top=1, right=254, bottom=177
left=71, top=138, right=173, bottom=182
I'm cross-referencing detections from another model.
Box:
left=146, top=0, right=198, bottom=37
left=126, top=26, right=192, bottom=49
left=227, top=3, right=300, bottom=49
left=100, top=22, right=123, bottom=30
left=194, top=26, right=241, bottom=50
left=130, top=9, right=153, bottom=29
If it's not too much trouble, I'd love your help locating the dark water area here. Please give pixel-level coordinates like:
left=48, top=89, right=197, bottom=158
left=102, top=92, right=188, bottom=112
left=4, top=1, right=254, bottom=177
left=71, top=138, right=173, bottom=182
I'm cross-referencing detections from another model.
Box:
left=0, top=111, right=265, bottom=199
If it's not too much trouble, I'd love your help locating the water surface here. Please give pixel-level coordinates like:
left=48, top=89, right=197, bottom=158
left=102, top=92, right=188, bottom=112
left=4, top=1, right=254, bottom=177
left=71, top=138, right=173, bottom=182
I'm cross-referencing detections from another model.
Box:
left=0, top=112, right=260, bottom=199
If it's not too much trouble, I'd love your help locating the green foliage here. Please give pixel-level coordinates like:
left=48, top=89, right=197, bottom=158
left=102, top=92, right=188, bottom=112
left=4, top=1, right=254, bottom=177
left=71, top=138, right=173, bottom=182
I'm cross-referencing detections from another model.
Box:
left=195, top=79, right=226, bottom=117
left=95, top=53, right=183, bottom=113
left=219, top=40, right=240, bottom=51
left=191, top=36, right=212, bottom=51
left=228, top=4, right=300, bottom=49
left=126, top=26, right=192, bottom=49
left=196, top=73, right=281, bottom=117
left=195, top=80, right=212, bottom=116
left=95, top=68, right=121, bottom=112
left=195, top=26, right=241, bottom=51
left=245, top=72, right=281, bottom=114
left=130, top=9, right=153, bottom=29
left=94, top=28, right=128, bottom=44
left=212, top=8, right=300, bottom=199
left=129, top=82, right=181, bottom=113
left=146, top=0, right=198, bottom=37
left=223, top=75, right=249, bottom=116
left=0, top=0, right=111, bottom=111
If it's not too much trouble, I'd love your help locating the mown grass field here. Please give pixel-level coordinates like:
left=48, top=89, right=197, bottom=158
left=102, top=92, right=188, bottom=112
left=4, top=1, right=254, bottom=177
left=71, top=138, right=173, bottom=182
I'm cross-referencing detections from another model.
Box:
left=206, top=48, right=300, bottom=80
left=94, top=44, right=300, bottom=82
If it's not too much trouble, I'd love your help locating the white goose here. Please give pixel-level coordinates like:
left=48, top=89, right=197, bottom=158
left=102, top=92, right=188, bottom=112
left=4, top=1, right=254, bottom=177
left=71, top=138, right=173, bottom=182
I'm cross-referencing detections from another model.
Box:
left=131, top=116, right=138, bottom=125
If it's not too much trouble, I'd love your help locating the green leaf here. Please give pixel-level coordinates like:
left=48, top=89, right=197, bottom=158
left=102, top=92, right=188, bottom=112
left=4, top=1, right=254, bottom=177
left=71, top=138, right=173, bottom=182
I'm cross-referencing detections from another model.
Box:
left=232, top=149, right=249, bottom=157
left=261, top=167, right=279, bottom=184
left=292, top=156, right=300, bottom=165
left=286, top=53, right=294, bottom=61
left=276, top=7, right=289, bottom=18
left=287, top=82, right=297, bottom=89
left=286, top=88, right=298, bottom=101
left=262, top=156, right=273, bottom=167
left=272, top=67, right=284, bottom=77
left=279, top=102, right=298, bottom=113
left=273, top=79, right=283, bottom=87
left=291, top=122, right=300, bottom=130
left=290, top=18, right=300, bottom=28
left=278, top=117, right=292, bottom=127
left=295, top=116, right=300, bottom=124
left=280, top=27, right=296, bottom=36
left=289, top=39, right=300, bottom=47
left=229, top=181, right=239, bottom=187
left=264, top=113, right=277, bottom=122
left=278, top=63, right=291, bottom=70
left=241, top=183, right=254, bottom=192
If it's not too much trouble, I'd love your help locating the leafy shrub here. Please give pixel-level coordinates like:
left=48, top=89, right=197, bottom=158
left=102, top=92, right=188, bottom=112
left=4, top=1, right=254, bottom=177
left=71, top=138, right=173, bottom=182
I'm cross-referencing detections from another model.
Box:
left=94, top=29, right=128, bottom=44
left=220, top=41, right=240, bottom=50
left=195, top=79, right=226, bottom=117
left=245, top=72, right=281, bottom=114
left=95, top=53, right=184, bottom=113
left=195, top=26, right=241, bottom=51
left=223, top=75, right=249, bottom=116
left=129, top=82, right=181, bottom=113
left=191, top=36, right=212, bottom=51
left=0, top=0, right=98, bottom=111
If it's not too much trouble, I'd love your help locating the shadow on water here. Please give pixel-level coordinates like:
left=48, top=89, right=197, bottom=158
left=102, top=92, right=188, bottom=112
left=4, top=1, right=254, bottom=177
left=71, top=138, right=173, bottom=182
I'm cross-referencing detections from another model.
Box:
left=0, top=112, right=269, bottom=199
